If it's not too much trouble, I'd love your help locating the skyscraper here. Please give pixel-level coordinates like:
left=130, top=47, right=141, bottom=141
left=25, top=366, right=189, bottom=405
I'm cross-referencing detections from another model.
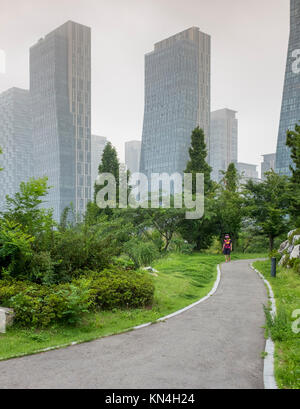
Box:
left=30, top=21, right=91, bottom=220
left=140, top=27, right=211, bottom=179
left=237, top=162, right=259, bottom=183
left=275, top=0, right=300, bottom=175
left=125, top=140, right=141, bottom=174
left=91, top=134, right=107, bottom=200
left=0, top=88, right=33, bottom=210
left=210, top=109, right=238, bottom=182
left=261, top=153, right=276, bottom=180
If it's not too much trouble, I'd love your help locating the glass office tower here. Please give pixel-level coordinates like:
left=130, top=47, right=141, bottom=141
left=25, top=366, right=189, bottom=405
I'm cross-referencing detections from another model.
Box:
left=125, top=140, right=141, bottom=174
left=140, top=27, right=211, bottom=179
left=210, top=108, right=238, bottom=182
left=276, top=0, right=300, bottom=175
left=0, top=88, right=33, bottom=210
left=30, top=21, right=91, bottom=220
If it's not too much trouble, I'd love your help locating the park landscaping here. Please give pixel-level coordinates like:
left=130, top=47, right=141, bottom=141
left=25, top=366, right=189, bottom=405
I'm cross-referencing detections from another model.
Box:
left=253, top=259, right=300, bottom=389
left=0, top=252, right=266, bottom=361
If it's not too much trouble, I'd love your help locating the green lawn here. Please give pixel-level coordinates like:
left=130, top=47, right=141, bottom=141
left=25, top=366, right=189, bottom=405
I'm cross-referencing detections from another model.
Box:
left=253, top=260, right=300, bottom=390
left=0, top=252, right=266, bottom=361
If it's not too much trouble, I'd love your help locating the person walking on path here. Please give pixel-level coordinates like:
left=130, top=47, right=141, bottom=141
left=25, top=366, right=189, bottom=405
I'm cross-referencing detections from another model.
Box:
left=222, top=234, right=233, bottom=262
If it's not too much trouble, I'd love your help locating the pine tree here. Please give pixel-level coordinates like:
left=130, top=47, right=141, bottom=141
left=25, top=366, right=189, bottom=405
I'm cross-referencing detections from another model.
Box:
left=94, top=142, right=120, bottom=203
left=185, top=127, right=212, bottom=193
left=180, top=127, right=216, bottom=250
left=221, top=163, right=239, bottom=192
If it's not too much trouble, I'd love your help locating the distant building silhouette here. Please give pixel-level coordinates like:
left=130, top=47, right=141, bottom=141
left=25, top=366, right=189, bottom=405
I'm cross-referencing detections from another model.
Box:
left=237, top=162, right=259, bottom=183
left=210, top=108, right=238, bottom=182
left=125, top=140, right=141, bottom=174
left=30, top=21, right=91, bottom=220
left=261, top=153, right=276, bottom=180
left=276, top=0, right=300, bottom=175
left=0, top=88, right=33, bottom=210
left=140, top=27, right=211, bottom=179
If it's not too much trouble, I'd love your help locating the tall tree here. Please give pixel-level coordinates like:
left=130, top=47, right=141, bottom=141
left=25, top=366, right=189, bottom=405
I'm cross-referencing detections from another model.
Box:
left=243, top=171, right=290, bottom=251
left=180, top=127, right=216, bottom=250
left=185, top=127, right=213, bottom=194
left=215, top=163, right=242, bottom=247
left=220, top=162, right=239, bottom=192
left=94, top=142, right=120, bottom=203
left=286, top=123, right=300, bottom=226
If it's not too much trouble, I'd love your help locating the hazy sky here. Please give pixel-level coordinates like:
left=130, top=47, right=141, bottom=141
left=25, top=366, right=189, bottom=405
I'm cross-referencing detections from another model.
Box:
left=0, top=0, right=290, bottom=171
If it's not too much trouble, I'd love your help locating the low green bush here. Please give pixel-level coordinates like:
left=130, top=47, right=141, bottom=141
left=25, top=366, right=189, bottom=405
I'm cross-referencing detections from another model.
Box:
left=168, top=237, right=194, bottom=254
left=0, top=279, right=92, bottom=327
left=0, top=268, right=154, bottom=327
left=86, top=268, right=154, bottom=309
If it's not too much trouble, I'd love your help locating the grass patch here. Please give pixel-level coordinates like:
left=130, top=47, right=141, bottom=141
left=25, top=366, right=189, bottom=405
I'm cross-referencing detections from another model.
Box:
left=253, top=260, right=300, bottom=390
left=0, top=252, right=266, bottom=361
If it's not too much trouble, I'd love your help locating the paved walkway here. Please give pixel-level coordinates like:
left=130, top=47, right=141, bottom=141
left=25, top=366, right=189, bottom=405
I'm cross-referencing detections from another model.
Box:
left=0, top=260, right=267, bottom=389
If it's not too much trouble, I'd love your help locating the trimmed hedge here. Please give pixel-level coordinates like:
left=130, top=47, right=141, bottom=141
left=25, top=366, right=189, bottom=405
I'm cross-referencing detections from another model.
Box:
left=0, top=268, right=154, bottom=327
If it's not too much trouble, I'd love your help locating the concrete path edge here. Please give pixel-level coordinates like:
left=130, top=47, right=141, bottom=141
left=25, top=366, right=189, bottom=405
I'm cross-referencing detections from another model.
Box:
left=251, top=263, right=278, bottom=390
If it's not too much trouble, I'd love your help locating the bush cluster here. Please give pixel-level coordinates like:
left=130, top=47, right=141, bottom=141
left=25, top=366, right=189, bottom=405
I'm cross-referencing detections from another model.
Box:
left=0, top=268, right=154, bottom=327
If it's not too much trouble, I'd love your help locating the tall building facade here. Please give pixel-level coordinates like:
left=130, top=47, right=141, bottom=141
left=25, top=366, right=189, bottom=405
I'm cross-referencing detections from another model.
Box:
left=30, top=21, right=91, bottom=220
left=261, top=153, right=276, bottom=180
left=276, top=0, right=300, bottom=175
left=210, top=108, right=238, bottom=182
left=91, top=134, right=107, bottom=200
left=0, top=88, right=33, bottom=210
left=140, top=27, right=211, bottom=179
left=125, top=140, right=141, bottom=174
left=237, top=162, right=259, bottom=183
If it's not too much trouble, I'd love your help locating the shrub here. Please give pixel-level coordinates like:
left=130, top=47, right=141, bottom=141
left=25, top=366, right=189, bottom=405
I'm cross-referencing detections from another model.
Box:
left=28, top=251, right=56, bottom=284
left=0, top=268, right=154, bottom=327
left=85, top=268, right=154, bottom=309
left=123, top=238, right=160, bottom=268
left=0, top=279, right=92, bottom=327
left=288, top=257, right=300, bottom=275
left=112, top=255, right=135, bottom=270
left=169, top=237, right=194, bottom=254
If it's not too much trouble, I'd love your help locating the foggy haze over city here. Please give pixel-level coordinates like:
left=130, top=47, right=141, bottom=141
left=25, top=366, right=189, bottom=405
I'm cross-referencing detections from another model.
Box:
left=0, top=0, right=290, bottom=168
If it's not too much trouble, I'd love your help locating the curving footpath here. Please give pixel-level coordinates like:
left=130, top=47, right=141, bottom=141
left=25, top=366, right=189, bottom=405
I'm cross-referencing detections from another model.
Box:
left=0, top=259, right=268, bottom=389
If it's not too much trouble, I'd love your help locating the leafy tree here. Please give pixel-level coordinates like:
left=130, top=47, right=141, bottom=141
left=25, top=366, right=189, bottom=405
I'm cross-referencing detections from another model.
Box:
left=0, top=219, right=34, bottom=278
left=94, top=142, right=120, bottom=203
left=181, top=127, right=216, bottom=250
left=185, top=127, right=213, bottom=194
left=220, top=162, right=239, bottom=192
left=286, top=123, right=300, bottom=226
left=145, top=208, right=186, bottom=252
left=243, top=171, right=290, bottom=251
left=3, top=177, right=55, bottom=243
left=215, top=163, right=242, bottom=248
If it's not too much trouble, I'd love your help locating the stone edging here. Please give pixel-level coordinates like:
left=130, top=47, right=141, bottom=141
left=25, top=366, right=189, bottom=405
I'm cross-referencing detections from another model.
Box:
left=250, top=263, right=278, bottom=390
left=0, top=265, right=222, bottom=361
